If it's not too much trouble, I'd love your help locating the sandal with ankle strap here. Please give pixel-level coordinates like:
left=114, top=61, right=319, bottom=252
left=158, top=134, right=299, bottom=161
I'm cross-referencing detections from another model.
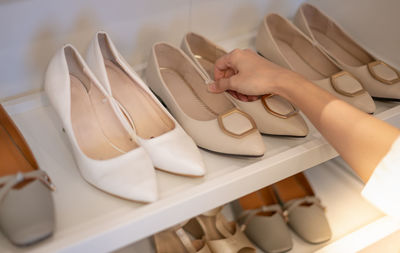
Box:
left=0, top=105, right=55, bottom=246
left=186, top=206, right=256, bottom=253
left=154, top=219, right=211, bottom=253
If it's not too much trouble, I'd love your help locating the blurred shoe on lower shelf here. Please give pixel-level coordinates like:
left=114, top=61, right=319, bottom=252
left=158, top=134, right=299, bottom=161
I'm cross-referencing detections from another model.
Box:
left=232, top=186, right=293, bottom=253
left=273, top=172, right=332, bottom=244
left=185, top=206, right=256, bottom=253
left=154, top=219, right=211, bottom=253
left=181, top=32, right=309, bottom=137
left=256, top=13, right=376, bottom=114
left=146, top=42, right=265, bottom=157
left=0, top=105, right=55, bottom=246
left=85, top=31, right=205, bottom=177
left=44, top=45, right=157, bottom=203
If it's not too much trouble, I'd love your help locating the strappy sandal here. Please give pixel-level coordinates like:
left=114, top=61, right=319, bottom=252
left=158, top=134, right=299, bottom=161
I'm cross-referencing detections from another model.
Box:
left=186, top=206, right=256, bottom=253
left=154, top=219, right=211, bottom=253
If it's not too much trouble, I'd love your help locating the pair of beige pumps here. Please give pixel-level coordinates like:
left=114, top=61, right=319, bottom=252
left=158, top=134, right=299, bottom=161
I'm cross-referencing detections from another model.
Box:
left=146, top=34, right=309, bottom=158
left=256, top=4, right=400, bottom=114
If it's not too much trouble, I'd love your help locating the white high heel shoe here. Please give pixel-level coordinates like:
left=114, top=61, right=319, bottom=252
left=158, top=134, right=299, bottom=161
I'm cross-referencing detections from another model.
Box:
left=85, top=31, right=205, bottom=177
left=44, top=44, right=158, bottom=202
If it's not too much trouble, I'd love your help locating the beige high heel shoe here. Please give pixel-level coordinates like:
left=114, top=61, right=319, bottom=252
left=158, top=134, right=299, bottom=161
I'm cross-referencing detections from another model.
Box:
left=154, top=220, right=211, bottom=253
left=146, top=42, right=265, bottom=157
left=294, top=3, right=400, bottom=101
left=181, top=32, right=309, bottom=137
left=185, top=206, right=256, bottom=253
left=256, top=13, right=376, bottom=114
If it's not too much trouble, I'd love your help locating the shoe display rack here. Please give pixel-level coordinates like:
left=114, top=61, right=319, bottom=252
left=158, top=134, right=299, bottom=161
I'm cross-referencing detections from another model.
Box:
left=0, top=30, right=399, bottom=252
left=0, top=0, right=400, bottom=250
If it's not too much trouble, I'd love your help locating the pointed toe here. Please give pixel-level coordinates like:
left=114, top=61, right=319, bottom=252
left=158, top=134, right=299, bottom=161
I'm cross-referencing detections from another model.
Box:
left=79, top=147, right=158, bottom=203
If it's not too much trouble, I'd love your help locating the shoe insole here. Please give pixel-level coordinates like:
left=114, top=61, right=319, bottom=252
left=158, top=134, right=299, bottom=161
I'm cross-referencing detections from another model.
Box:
left=276, top=39, right=328, bottom=80
left=0, top=124, right=34, bottom=177
left=160, top=68, right=234, bottom=121
left=239, top=186, right=277, bottom=216
left=239, top=186, right=276, bottom=209
left=197, top=56, right=216, bottom=80
left=274, top=173, right=314, bottom=203
left=105, top=60, right=174, bottom=139
left=312, top=28, right=367, bottom=67
left=70, top=75, right=137, bottom=160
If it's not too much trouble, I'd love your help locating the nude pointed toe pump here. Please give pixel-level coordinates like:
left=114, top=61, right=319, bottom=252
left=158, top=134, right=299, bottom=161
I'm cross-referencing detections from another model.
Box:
left=146, top=42, right=265, bottom=157
left=154, top=219, right=211, bottom=253
left=86, top=31, right=205, bottom=177
left=256, top=13, right=376, bottom=114
left=44, top=45, right=157, bottom=202
left=0, top=105, right=55, bottom=246
left=181, top=32, right=309, bottom=137
left=273, top=172, right=331, bottom=244
left=295, top=3, right=400, bottom=101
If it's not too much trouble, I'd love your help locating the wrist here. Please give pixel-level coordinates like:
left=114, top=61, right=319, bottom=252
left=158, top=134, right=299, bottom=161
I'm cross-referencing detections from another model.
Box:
left=273, top=72, right=309, bottom=100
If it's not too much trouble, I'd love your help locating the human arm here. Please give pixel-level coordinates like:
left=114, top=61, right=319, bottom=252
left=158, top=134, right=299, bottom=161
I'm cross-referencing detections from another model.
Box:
left=208, top=49, right=400, bottom=182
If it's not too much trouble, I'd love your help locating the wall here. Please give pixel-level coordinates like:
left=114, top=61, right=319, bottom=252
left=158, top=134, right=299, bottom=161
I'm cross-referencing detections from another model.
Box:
left=0, top=0, right=399, bottom=101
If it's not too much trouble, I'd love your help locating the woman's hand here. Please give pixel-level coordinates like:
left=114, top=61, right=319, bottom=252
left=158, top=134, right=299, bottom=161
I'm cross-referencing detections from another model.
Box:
left=208, top=48, right=306, bottom=101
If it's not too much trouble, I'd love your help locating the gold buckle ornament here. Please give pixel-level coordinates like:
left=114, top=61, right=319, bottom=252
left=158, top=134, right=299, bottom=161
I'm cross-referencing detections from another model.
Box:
left=330, top=71, right=365, bottom=97
left=261, top=94, right=299, bottom=119
left=367, top=60, right=400, bottom=85
left=217, top=108, right=257, bottom=138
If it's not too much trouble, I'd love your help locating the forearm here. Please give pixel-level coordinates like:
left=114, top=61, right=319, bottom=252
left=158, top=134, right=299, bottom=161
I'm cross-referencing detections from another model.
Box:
left=277, top=76, right=400, bottom=182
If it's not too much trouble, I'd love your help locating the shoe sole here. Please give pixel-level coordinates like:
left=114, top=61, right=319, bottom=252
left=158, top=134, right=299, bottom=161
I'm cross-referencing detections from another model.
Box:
left=372, top=96, right=400, bottom=102
left=261, top=133, right=307, bottom=138
left=155, top=167, right=204, bottom=178
left=199, top=146, right=264, bottom=158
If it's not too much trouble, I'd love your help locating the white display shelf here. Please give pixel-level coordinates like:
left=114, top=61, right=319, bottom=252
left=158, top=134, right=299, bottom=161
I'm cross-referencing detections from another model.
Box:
left=117, top=155, right=399, bottom=253
left=0, top=89, right=399, bottom=253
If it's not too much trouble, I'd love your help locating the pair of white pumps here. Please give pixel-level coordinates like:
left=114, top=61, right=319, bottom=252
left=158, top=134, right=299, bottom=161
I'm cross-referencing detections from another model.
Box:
left=45, top=32, right=205, bottom=203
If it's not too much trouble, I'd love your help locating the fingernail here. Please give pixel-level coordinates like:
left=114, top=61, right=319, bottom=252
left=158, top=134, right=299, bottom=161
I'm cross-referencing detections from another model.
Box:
left=208, top=82, right=217, bottom=92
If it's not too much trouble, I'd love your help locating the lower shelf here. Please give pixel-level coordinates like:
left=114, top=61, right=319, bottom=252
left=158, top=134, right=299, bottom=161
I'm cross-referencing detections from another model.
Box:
left=0, top=92, right=399, bottom=253
left=116, top=156, right=397, bottom=253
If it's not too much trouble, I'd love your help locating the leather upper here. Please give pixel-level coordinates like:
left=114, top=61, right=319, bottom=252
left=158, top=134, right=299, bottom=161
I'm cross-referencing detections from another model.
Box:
left=284, top=196, right=331, bottom=244
left=231, top=200, right=293, bottom=253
